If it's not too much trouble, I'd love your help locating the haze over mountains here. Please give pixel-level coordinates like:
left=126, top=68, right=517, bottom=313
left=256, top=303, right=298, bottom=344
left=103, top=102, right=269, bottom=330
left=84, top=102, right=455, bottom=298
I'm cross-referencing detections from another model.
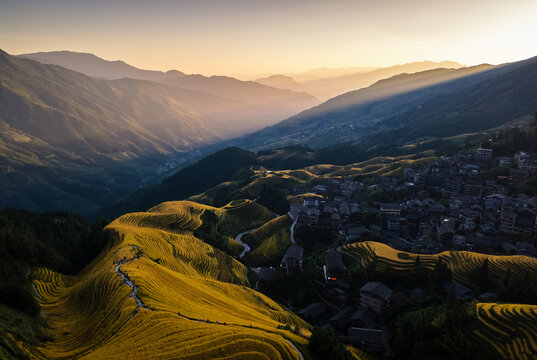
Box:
left=238, top=56, right=537, bottom=151
left=2, top=48, right=537, bottom=215
left=0, top=50, right=319, bottom=213
left=19, top=51, right=319, bottom=116
left=255, top=61, right=463, bottom=100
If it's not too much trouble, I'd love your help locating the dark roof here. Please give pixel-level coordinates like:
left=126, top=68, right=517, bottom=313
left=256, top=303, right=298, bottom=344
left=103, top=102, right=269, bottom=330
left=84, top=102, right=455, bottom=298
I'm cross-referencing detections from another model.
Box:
left=370, top=224, right=382, bottom=232
left=326, top=250, right=346, bottom=271
left=350, top=307, right=376, bottom=327
left=380, top=203, right=401, bottom=210
left=329, top=306, right=355, bottom=323
left=347, top=226, right=369, bottom=235
left=348, top=327, right=386, bottom=346
left=283, top=245, right=303, bottom=260
left=445, top=281, right=472, bottom=300
left=437, top=224, right=453, bottom=235
left=297, top=302, right=327, bottom=319
left=387, top=237, right=412, bottom=251
left=360, top=282, right=393, bottom=301
left=467, top=235, right=495, bottom=248
left=258, top=267, right=275, bottom=282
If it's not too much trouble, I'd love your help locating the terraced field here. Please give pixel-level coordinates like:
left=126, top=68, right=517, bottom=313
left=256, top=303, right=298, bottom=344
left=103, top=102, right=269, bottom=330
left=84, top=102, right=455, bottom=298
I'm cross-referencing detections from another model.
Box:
left=243, top=215, right=293, bottom=267
left=25, top=201, right=310, bottom=359
left=217, top=199, right=275, bottom=237
left=189, top=152, right=438, bottom=206
left=345, top=241, right=537, bottom=359
left=475, top=303, right=537, bottom=360
left=345, top=241, right=537, bottom=284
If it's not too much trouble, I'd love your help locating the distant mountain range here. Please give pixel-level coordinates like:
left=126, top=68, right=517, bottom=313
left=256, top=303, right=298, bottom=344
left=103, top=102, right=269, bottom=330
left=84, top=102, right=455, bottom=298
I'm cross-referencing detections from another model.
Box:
left=3, top=49, right=537, bottom=215
left=19, top=51, right=319, bottom=116
left=254, top=74, right=306, bottom=93
left=0, top=50, right=317, bottom=213
left=255, top=61, right=463, bottom=100
left=237, top=56, right=537, bottom=151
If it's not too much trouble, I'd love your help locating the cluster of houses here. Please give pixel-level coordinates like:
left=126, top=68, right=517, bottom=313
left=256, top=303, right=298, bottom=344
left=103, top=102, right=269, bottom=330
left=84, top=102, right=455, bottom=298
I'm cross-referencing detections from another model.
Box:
left=257, top=147, right=537, bottom=358
left=287, top=148, right=537, bottom=258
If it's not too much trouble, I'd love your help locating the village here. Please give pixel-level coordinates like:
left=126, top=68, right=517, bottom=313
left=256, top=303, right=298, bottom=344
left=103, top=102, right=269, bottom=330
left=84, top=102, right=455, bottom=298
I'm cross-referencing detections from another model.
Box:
left=253, top=147, right=537, bottom=358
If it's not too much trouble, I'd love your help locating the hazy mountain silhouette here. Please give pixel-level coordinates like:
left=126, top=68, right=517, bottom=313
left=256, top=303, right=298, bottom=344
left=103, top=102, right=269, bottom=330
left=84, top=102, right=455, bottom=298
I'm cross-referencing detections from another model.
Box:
left=19, top=51, right=320, bottom=121
left=235, top=56, right=537, bottom=150
left=0, top=50, right=305, bottom=212
left=254, top=74, right=305, bottom=92
left=299, top=60, right=463, bottom=100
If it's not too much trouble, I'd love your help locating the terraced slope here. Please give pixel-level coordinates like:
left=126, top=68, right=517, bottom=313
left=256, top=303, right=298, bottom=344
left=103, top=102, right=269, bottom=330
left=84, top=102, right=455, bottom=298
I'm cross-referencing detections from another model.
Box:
left=243, top=215, right=293, bottom=267
left=475, top=303, right=537, bottom=360
left=345, top=241, right=537, bottom=285
left=26, top=201, right=310, bottom=359
left=345, top=241, right=537, bottom=359
left=189, top=152, right=437, bottom=206
left=217, top=199, right=275, bottom=237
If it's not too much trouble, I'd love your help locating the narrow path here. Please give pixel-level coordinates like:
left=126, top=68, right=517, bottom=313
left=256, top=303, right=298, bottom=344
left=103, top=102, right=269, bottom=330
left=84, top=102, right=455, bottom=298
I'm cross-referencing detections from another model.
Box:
left=286, top=339, right=304, bottom=360
left=216, top=211, right=225, bottom=231
left=113, top=245, right=304, bottom=356
left=114, top=246, right=147, bottom=318
left=235, top=229, right=256, bottom=258
left=290, top=220, right=297, bottom=244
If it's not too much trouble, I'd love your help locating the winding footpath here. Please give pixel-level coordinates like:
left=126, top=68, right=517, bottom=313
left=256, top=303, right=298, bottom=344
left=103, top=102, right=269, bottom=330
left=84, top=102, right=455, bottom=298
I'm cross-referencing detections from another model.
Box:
left=290, top=220, right=297, bottom=244
left=113, top=245, right=305, bottom=360
left=234, top=229, right=256, bottom=258
left=114, top=246, right=147, bottom=318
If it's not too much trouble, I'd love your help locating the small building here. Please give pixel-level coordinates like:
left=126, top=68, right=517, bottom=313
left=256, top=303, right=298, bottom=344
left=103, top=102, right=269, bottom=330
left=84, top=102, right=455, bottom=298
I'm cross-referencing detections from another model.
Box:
left=369, top=224, right=382, bottom=237
left=380, top=203, right=401, bottom=218
left=325, top=250, right=347, bottom=280
left=436, top=224, right=454, bottom=242
left=445, top=281, right=472, bottom=300
left=303, top=196, right=320, bottom=207
left=387, top=236, right=412, bottom=252
left=281, top=245, right=304, bottom=275
left=387, top=217, right=402, bottom=232
left=350, top=307, right=377, bottom=328
left=345, top=226, right=369, bottom=242
left=476, top=147, right=493, bottom=159
left=329, top=306, right=355, bottom=330
left=500, top=242, right=516, bottom=255
left=297, top=302, right=327, bottom=323
left=255, top=267, right=274, bottom=291
left=348, top=327, right=387, bottom=354
left=360, top=282, right=393, bottom=315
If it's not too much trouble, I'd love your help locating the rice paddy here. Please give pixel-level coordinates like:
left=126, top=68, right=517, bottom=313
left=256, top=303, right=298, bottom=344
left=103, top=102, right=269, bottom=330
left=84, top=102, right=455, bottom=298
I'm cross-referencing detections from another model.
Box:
left=475, top=303, right=537, bottom=360
left=345, top=241, right=537, bottom=359
left=243, top=215, right=293, bottom=267
left=344, top=241, right=537, bottom=285
left=28, top=200, right=310, bottom=359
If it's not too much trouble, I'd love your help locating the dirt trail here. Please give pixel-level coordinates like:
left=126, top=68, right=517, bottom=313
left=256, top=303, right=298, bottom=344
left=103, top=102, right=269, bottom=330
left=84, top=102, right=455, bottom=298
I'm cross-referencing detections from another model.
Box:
left=113, top=245, right=304, bottom=359
left=114, top=246, right=147, bottom=318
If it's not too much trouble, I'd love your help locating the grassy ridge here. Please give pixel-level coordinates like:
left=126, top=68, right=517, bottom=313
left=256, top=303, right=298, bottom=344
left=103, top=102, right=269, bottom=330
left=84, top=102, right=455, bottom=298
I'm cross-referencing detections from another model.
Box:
left=190, top=152, right=438, bottom=210
left=344, top=241, right=537, bottom=285
left=217, top=199, right=275, bottom=237
left=26, top=201, right=310, bottom=359
left=243, top=215, right=293, bottom=267
left=475, top=303, right=537, bottom=360
left=344, top=241, right=537, bottom=359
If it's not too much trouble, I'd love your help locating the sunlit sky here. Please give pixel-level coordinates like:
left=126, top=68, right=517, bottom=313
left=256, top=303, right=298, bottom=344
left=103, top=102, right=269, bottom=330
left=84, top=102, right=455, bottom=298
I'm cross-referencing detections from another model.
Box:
left=1, top=0, right=536, bottom=77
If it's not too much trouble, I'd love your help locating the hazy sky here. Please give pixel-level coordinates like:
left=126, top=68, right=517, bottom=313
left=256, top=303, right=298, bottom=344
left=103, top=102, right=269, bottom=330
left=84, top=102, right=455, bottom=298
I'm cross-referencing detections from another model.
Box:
left=1, top=0, right=536, bottom=76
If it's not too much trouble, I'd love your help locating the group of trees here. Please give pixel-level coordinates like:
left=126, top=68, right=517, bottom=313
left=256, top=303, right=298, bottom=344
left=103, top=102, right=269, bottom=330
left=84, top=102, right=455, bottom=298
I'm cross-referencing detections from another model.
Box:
left=0, top=208, right=108, bottom=316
